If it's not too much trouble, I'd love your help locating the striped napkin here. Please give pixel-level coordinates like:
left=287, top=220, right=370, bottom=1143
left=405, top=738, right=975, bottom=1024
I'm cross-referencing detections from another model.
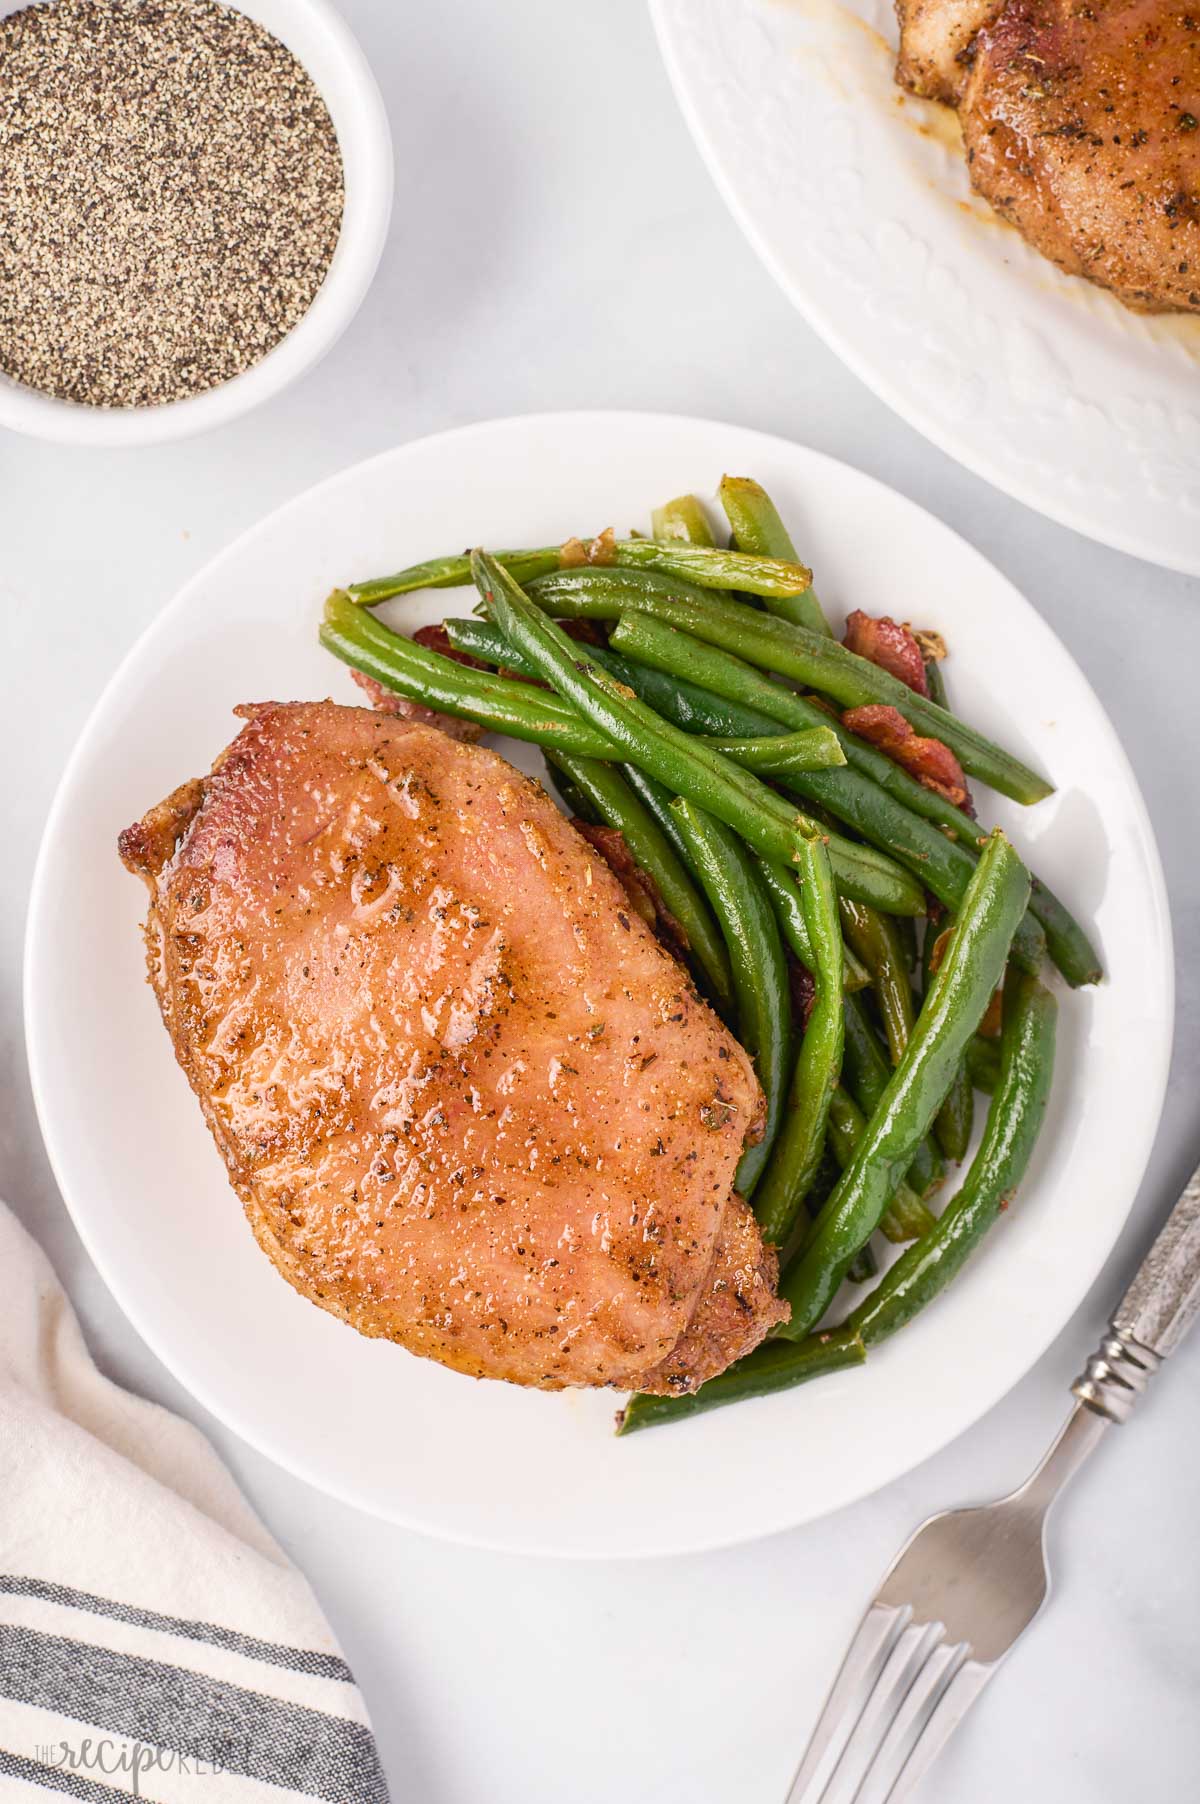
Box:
left=0, top=1204, right=389, bottom=1802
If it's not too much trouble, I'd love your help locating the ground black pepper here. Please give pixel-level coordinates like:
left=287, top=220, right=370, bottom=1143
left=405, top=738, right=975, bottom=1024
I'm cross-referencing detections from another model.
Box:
left=0, top=0, right=345, bottom=406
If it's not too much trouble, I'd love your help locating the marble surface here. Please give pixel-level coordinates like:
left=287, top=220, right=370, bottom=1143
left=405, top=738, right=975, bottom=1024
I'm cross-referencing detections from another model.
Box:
left=3, top=1, right=1198, bottom=1798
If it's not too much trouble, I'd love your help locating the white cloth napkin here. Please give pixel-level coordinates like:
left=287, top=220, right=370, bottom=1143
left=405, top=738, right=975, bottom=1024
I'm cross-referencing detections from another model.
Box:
left=0, top=1204, right=388, bottom=1803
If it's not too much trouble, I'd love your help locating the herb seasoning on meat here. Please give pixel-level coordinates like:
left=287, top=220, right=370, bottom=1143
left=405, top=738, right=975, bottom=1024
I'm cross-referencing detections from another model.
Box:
left=0, top=0, right=344, bottom=407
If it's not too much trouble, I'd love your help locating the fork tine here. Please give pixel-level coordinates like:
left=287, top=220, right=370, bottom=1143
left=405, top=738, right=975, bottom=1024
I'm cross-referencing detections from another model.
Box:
left=825, top=1620, right=943, bottom=1802
left=852, top=1638, right=968, bottom=1804
left=882, top=1659, right=995, bottom=1804
left=784, top=1604, right=907, bottom=1802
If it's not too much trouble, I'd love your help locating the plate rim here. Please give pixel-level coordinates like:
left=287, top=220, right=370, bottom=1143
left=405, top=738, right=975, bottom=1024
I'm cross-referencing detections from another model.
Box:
left=648, top=0, right=1200, bottom=578
left=23, top=409, right=1176, bottom=1557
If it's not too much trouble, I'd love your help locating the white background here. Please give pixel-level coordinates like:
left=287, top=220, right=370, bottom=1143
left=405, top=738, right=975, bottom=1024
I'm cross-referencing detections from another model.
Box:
left=3, top=2, right=1199, bottom=1799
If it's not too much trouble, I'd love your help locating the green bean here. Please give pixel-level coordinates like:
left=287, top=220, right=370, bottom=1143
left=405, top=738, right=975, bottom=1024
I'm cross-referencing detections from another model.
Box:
left=622, top=766, right=781, bottom=1027
left=651, top=494, right=716, bottom=546
left=965, top=1035, right=1002, bottom=1095
left=609, top=603, right=971, bottom=811
left=843, top=946, right=873, bottom=995
left=804, top=1137, right=843, bottom=1211
left=515, top=594, right=1087, bottom=987
left=544, top=754, right=735, bottom=1019
left=451, top=617, right=865, bottom=796
left=603, top=621, right=994, bottom=922
left=713, top=604, right=1048, bottom=803
left=651, top=492, right=735, bottom=606
left=356, top=548, right=713, bottom=611
left=321, top=592, right=615, bottom=754
left=671, top=604, right=1050, bottom=805
left=753, top=858, right=871, bottom=991
left=621, top=770, right=859, bottom=1035
left=474, top=555, right=811, bottom=872
left=620, top=765, right=702, bottom=866
left=444, top=617, right=784, bottom=739
left=615, top=1327, right=865, bottom=1435
left=718, top=474, right=832, bottom=637
left=1026, top=877, right=1101, bottom=988
left=826, top=1086, right=936, bottom=1243
left=605, top=615, right=1048, bottom=976
left=915, top=658, right=1097, bottom=985
left=350, top=547, right=563, bottom=605
left=527, top=564, right=718, bottom=617
left=848, top=969, right=1057, bottom=1345
left=894, top=910, right=919, bottom=972
left=532, top=576, right=1051, bottom=804
left=367, top=537, right=816, bottom=604
left=602, top=613, right=981, bottom=880
left=923, top=914, right=974, bottom=1163
left=921, top=651, right=1098, bottom=988
left=625, top=767, right=856, bottom=1014
left=934, top=1064, right=975, bottom=1163
left=667, top=800, right=790, bottom=1196
left=807, top=1146, right=877, bottom=1284
left=615, top=724, right=921, bottom=922
left=606, top=537, right=814, bottom=598
left=752, top=829, right=844, bottom=1247
left=838, top=899, right=916, bottom=1065
left=776, top=830, right=1031, bottom=1340
left=444, top=615, right=544, bottom=676
left=473, top=553, right=925, bottom=915
left=839, top=990, right=893, bottom=1103
left=841, top=992, right=943, bottom=1199
left=461, top=604, right=939, bottom=899
left=704, top=728, right=845, bottom=774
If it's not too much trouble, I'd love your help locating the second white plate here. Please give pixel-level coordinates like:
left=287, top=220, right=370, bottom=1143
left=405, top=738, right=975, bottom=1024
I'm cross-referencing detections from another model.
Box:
left=652, top=0, right=1200, bottom=573
left=25, top=412, right=1171, bottom=1556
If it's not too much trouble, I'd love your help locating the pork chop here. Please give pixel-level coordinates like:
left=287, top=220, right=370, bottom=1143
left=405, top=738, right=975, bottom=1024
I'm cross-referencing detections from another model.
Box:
left=896, top=0, right=1200, bottom=312
left=118, top=701, right=786, bottom=1393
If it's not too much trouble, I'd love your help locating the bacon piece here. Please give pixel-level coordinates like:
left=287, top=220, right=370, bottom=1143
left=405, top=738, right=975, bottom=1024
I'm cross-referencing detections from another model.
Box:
left=843, top=610, right=929, bottom=696
left=351, top=621, right=531, bottom=738
left=572, top=821, right=691, bottom=963
left=559, top=616, right=608, bottom=648
left=787, top=959, right=816, bottom=1031
left=353, top=621, right=608, bottom=738
left=842, top=703, right=969, bottom=807
left=925, top=924, right=953, bottom=978
left=976, top=985, right=1004, bottom=1040
left=349, top=667, right=484, bottom=743
left=411, top=622, right=488, bottom=669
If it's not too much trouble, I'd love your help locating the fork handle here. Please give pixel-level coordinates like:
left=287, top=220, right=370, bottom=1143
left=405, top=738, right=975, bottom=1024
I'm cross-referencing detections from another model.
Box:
left=1073, top=1157, right=1200, bottom=1423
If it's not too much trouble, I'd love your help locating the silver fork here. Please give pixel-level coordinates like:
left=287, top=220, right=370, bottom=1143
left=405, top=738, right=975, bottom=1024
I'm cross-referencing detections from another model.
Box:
left=786, top=1154, right=1200, bottom=1804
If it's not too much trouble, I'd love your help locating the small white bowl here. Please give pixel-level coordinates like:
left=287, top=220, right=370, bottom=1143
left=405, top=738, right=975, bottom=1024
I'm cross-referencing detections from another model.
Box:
left=0, top=0, right=393, bottom=446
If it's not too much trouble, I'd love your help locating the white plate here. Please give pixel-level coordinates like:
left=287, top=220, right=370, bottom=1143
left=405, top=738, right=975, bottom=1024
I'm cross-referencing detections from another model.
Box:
left=25, top=412, right=1171, bottom=1558
left=651, top=0, right=1200, bottom=574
